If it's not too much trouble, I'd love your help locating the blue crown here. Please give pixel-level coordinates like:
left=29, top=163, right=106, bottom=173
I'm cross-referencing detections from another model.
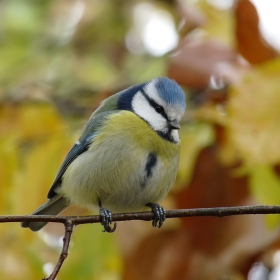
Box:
left=117, top=77, right=185, bottom=111
left=154, top=77, right=186, bottom=109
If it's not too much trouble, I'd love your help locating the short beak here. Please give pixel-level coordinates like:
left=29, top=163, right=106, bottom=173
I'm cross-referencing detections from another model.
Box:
left=168, top=119, right=180, bottom=130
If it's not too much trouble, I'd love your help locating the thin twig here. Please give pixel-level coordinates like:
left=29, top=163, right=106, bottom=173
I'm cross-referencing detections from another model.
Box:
left=43, top=220, right=74, bottom=280
left=2, top=205, right=280, bottom=225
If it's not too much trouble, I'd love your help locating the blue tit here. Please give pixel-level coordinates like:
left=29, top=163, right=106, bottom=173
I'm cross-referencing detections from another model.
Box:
left=21, top=77, right=186, bottom=232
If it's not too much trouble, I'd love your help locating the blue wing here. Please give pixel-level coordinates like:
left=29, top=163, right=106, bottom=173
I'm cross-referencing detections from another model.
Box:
left=47, top=133, right=96, bottom=198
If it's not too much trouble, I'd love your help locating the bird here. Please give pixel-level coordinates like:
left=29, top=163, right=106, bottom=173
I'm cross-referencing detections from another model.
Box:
left=21, top=77, right=186, bottom=233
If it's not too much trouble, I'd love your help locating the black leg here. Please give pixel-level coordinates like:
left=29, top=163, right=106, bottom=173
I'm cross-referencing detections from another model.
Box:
left=99, top=201, right=117, bottom=233
left=145, top=202, right=166, bottom=228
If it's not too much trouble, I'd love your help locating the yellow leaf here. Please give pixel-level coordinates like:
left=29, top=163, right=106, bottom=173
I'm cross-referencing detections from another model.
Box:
left=18, top=103, right=65, bottom=141
left=228, top=59, right=280, bottom=166
left=250, top=165, right=280, bottom=228
left=0, top=135, right=18, bottom=213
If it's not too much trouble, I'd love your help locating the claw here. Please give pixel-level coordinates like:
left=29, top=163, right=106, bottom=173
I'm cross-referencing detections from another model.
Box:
left=102, top=222, right=117, bottom=233
left=145, top=203, right=166, bottom=228
left=99, top=204, right=117, bottom=233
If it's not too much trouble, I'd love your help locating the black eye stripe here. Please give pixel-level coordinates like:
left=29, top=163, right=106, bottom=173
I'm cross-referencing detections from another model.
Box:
left=140, top=89, right=168, bottom=119
left=155, top=105, right=164, bottom=113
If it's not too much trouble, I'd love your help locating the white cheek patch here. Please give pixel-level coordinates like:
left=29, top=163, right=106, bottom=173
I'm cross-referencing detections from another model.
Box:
left=143, top=81, right=165, bottom=107
left=132, top=92, right=167, bottom=131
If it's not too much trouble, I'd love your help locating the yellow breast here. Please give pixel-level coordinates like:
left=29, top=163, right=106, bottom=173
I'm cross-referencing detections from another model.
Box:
left=62, top=110, right=181, bottom=212
left=93, top=110, right=180, bottom=158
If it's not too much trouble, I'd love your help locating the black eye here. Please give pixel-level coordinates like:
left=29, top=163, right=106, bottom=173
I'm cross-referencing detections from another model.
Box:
left=155, top=105, right=164, bottom=114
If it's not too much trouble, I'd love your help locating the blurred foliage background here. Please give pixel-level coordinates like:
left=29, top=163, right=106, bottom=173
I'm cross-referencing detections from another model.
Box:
left=0, top=0, right=280, bottom=279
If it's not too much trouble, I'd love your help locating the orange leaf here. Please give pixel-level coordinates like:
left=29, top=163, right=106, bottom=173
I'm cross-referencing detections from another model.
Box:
left=235, top=0, right=278, bottom=64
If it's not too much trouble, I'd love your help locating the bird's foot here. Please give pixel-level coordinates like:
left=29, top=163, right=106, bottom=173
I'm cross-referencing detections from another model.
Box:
left=145, top=202, right=166, bottom=228
left=99, top=207, right=117, bottom=233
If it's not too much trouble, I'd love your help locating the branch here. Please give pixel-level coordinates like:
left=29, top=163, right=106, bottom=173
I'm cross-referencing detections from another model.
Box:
left=43, top=221, right=73, bottom=280
left=2, top=205, right=280, bottom=279
left=2, top=205, right=280, bottom=225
